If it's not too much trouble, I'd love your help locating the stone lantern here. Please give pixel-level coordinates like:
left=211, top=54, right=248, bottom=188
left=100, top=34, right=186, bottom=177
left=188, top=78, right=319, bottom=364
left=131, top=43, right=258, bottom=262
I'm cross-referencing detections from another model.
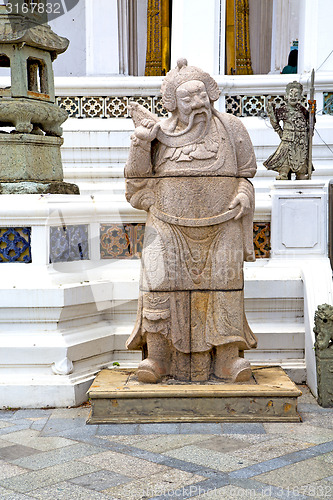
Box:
left=0, top=0, right=79, bottom=193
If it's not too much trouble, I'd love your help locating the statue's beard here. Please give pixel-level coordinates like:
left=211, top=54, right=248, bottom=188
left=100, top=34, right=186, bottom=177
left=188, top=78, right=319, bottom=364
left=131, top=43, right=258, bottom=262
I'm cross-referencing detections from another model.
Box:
left=178, top=107, right=212, bottom=135
left=157, top=107, right=212, bottom=147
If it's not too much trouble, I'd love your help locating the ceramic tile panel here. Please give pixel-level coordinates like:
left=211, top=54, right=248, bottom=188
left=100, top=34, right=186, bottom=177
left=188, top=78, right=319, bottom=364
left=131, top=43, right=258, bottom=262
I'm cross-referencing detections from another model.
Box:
left=0, top=227, right=31, bottom=263
left=253, top=223, right=270, bottom=258
left=100, top=223, right=145, bottom=259
left=100, top=223, right=269, bottom=260
left=50, top=225, right=89, bottom=263
left=323, top=92, right=333, bottom=115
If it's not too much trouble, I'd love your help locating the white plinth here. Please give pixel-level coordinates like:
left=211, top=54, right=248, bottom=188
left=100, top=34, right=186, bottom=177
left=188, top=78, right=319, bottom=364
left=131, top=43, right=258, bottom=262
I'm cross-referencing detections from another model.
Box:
left=271, top=181, right=328, bottom=258
left=0, top=195, right=141, bottom=408
left=270, top=180, right=333, bottom=396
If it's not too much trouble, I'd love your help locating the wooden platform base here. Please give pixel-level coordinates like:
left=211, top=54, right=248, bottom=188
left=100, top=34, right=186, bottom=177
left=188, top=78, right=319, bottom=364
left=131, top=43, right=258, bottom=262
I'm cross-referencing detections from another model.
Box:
left=87, top=367, right=302, bottom=424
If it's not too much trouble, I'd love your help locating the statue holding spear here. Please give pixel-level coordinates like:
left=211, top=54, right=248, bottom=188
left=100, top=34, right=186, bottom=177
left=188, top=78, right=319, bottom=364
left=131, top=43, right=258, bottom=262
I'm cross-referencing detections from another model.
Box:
left=264, top=75, right=315, bottom=180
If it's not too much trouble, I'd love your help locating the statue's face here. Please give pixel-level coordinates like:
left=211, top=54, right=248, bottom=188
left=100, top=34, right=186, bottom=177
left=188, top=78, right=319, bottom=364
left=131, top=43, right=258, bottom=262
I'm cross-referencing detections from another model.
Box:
left=287, top=87, right=301, bottom=107
left=175, top=80, right=211, bottom=125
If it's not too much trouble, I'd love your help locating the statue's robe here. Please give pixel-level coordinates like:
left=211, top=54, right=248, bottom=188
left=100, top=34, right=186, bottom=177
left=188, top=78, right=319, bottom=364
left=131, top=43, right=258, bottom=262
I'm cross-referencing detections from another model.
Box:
left=263, top=104, right=309, bottom=174
left=125, top=110, right=257, bottom=355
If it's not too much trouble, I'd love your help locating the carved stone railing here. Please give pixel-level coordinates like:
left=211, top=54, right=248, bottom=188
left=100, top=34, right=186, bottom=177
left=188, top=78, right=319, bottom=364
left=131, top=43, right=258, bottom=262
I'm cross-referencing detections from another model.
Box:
left=47, top=73, right=333, bottom=118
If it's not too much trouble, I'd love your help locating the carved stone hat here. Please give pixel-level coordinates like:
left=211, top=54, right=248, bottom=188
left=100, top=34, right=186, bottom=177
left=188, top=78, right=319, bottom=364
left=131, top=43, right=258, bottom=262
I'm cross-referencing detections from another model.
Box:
left=286, top=80, right=303, bottom=95
left=161, top=58, right=221, bottom=112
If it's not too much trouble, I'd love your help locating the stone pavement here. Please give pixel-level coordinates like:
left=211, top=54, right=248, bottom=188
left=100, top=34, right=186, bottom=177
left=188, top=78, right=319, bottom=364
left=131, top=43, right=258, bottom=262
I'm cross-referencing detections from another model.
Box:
left=0, top=386, right=332, bottom=500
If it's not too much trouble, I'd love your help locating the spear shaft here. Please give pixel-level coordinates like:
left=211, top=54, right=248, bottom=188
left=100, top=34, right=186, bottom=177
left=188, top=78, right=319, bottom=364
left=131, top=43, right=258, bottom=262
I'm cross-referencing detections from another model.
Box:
left=308, top=69, right=316, bottom=180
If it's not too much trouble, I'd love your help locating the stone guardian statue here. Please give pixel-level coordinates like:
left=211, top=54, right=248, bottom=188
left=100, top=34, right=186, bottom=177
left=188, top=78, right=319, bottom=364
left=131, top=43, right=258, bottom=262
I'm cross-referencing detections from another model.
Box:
left=125, top=59, right=257, bottom=384
left=263, top=81, right=313, bottom=180
left=314, top=304, right=333, bottom=407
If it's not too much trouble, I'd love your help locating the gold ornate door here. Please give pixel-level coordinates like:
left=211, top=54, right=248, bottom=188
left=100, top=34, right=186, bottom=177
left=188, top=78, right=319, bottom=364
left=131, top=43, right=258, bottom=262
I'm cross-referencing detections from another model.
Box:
left=145, top=0, right=171, bottom=76
left=226, top=0, right=253, bottom=75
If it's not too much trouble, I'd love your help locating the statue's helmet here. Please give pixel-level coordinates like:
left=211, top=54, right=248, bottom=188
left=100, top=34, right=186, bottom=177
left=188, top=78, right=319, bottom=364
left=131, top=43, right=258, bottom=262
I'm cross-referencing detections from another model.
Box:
left=161, top=58, right=221, bottom=112
left=286, top=80, right=303, bottom=96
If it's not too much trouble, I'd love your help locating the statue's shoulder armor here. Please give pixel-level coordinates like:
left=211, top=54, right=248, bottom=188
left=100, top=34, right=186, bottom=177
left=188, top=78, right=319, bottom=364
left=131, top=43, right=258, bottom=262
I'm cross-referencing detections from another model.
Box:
left=214, top=111, right=256, bottom=177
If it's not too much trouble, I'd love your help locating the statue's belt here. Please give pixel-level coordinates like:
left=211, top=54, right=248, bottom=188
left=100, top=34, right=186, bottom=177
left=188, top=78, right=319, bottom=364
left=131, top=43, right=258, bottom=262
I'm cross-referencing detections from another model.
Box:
left=150, top=206, right=240, bottom=227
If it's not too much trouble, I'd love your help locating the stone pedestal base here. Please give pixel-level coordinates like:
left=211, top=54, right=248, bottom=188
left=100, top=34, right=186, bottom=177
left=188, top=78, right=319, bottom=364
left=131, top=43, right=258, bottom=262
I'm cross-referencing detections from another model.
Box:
left=0, top=180, right=79, bottom=194
left=0, top=134, right=79, bottom=194
left=87, top=367, right=302, bottom=424
left=316, top=349, right=333, bottom=407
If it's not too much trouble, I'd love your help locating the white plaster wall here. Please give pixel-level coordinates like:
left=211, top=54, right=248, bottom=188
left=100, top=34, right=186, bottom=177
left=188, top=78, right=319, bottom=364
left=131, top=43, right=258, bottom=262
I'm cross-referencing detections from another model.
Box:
left=316, top=0, right=333, bottom=72
left=86, top=0, right=119, bottom=76
left=137, top=0, right=148, bottom=76
left=171, top=0, right=222, bottom=74
left=298, top=0, right=333, bottom=74
left=49, top=1, right=87, bottom=77
left=270, top=0, right=300, bottom=74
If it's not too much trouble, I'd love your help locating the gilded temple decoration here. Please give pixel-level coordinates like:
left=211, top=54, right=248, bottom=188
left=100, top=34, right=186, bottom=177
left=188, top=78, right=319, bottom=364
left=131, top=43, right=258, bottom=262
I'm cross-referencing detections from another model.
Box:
left=226, top=0, right=253, bottom=75
left=145, top=0, right=170, bottom=76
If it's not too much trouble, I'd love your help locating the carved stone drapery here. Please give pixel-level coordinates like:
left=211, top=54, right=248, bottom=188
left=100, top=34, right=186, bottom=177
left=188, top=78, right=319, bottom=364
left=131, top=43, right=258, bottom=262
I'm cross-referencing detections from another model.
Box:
left=145, top=0, right=170, bottom=76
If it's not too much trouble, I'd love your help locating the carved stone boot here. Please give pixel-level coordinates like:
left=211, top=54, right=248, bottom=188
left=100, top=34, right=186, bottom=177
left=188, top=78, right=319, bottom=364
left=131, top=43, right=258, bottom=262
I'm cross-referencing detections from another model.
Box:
left=137, top=332, right=171, bottom=383
left=214, top=344, right=252, bottom=382
left=137, top=358, right=168, bottom=383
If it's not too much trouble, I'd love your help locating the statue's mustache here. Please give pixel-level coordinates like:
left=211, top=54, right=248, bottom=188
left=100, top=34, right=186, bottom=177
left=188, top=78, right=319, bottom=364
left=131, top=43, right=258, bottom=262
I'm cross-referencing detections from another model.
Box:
left=156, top=108, right=211, bottom=147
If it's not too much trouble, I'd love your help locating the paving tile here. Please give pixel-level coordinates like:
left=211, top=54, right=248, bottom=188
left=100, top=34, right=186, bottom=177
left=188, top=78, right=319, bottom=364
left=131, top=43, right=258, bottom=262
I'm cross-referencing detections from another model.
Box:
left=0, top=459, right=27, bottom=480
left=28, top=481, right=111, bottom=499
left=97, top=434, right=160, bottom=446
left=156, top=455, right=210, bottom=475
left=0, top=439, right=15, bottom=449
left=13, top=443, right=104, bottom=470
left=0, top=422, right=14, bottom=430
left=195, top=435, right=255, bottom=453
left=138, top=423, right=181, bottom=435
left=0, top=445, right=40, bottom=461
left=48, top=408, right=91, bottom=419
left=192, top=483, right=280, bottom=499
left=0, top=424, right=32, bottom=437
left=230, top=478, right=302, bottom=500
left=297, top=385, right=316, bottom=403
left=229, top=455, right=298, bottom=481
left=79, top=449, right=171, bottom=477
left=165, top=445, right=255, bottom=472
left=223, top=423, right=266, bottom=435
left=180, top=423, right=222, bottom=435
left=29, top=418, right=49, bottom=431
left=300, top=412, right=333, bottom=430
left=104, top=469, right=205, bottom=500
left=262, top=422, right=333, bottom=444
left=45, top=424, right=98, bottom=441
left=41, top=417, right=89, bottom=436
left=316, top=451, right=333, bottom=464
left=253, top=455, right=333, bottom=488
left=3, top=429, right=75, bottom=451
left=0, top=461, right=99, bottom=493
left=69, top=469, right=131, bottom=491
left=0, top=411, right=17, bottom=420
left=132, top=434, right=216, bottom=454
left=298, top=403, right=333, bottom=413
left=12, top=410, right=52, bottom=420
left=96, top=424, right=140, bottom=436
left=229, top=436, right=313, bottom=463
left=290, top=478, right=333, bottom=499
left=0, top=487, right=35, bottom=499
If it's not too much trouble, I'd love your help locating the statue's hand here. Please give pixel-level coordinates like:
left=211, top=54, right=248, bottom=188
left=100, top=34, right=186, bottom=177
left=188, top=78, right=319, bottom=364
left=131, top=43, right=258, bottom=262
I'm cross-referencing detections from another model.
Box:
left=229, top=193, right=251, bottom=220
left=132, top=119, right=160, bottom=143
